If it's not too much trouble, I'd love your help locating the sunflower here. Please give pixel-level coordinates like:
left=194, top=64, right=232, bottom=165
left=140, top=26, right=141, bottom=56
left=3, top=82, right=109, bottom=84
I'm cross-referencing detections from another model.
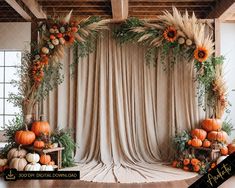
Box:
left=194, top=46, right=209, bottom=62
left=163, top=26, right=177, bottom=42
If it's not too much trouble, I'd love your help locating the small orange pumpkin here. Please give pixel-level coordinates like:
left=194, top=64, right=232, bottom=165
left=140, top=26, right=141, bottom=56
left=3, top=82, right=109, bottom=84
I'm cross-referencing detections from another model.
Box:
left=40, top=154, right=51, bottom=165
left=193, top=165, right=200, bottom=172
left=183, top=166, right=189, bottom=171
left=202, top=140, right=211, bottom=148
left=201, top=118, right=222, bottom=132
left=48, top=161, right=55, bottom=166
left=191, top=129, right=207, bottom=141
left=15, top=130, right=35, bottom=145
left=172, top=160, right=178, bottom=168
left=211, top=163, right=216, bottom=168
left=191, top=138, right=202, bottom=147
left=34, top=140, right=45, bottom=149
left=228, top=143, right=235, bottom=154
left=220, top=146, right=228, bottom=155
left=207, top=131, right=228, bottom=143
left=31, top=119, right=50, bottom=136
left=183, top=159, right=190, bottom=166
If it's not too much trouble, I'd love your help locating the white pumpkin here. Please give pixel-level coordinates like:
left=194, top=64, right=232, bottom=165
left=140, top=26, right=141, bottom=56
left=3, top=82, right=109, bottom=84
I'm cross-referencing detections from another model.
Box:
left=26, top=153, right=40, bottom=163
left=59, top=38, right=65, bottom=45
left=0, top=158, right=8, bottom=166
left=40, top=165, right=54, bottom=171
left=217, top=155, right=228, bottom=164
left=41, top=47, right=49, bottom=54
left=186, top=39, right=193, bottom=46
left=52, top=39, right=59, bottom=46
left=25, top=163, right=41, bottom=171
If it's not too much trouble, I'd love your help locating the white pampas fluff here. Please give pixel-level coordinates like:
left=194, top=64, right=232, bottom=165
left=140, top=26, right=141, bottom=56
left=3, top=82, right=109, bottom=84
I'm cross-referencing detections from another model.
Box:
left=63, top=10, right=73, bottom=23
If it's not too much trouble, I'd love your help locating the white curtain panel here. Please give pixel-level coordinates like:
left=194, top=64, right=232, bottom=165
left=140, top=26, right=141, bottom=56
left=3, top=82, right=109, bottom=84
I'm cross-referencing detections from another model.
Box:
left=44, top=30, right=207, bottom=183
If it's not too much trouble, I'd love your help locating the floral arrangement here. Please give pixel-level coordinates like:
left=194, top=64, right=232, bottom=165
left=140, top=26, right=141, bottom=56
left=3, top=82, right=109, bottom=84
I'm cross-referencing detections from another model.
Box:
left=9, top=11, right=108, bottom=120
left=113, top=7, right=228, bottom=118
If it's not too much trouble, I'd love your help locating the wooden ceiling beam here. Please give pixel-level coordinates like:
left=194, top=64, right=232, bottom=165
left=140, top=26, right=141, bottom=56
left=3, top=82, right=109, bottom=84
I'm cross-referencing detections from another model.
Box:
left=129, top=0, right=214, bottom=2
left=111, top=0, right=128, bottom=20
left=207, top=0, right=235, bottom=19
left=5, top=0, right=31, bottom=21
left=21, top=0, right=47, bottom=19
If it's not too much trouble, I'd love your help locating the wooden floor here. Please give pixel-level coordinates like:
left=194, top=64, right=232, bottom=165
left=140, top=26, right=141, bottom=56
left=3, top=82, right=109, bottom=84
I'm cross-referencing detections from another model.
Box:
left=1, top=176, right=235, bottom=188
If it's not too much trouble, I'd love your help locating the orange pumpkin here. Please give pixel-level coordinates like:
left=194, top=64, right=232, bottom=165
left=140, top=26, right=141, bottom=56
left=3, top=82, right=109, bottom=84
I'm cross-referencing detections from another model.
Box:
left=201, top=118, right=222, bottom=132
left=172, top=160, right=178, bottom=168
left=191, top=138, right=202, bottom=147
left=202, top=140, right=211, bottom=148
left=15, top=130, right=35, bottom=145
left=31, top=120, right=50, bottom=136
left=211, top=163, right=216, bottom=168
left=187, top=140, right=192, bottom=145
left=191, top=129, right=207, bottom=141
left=220, top=146, right=228, bottom=155
left=228, top=143, right=235, bottom=154
left=34, top=140, right=45, bottom=149
left=191, top=158, right=200, bottom=166
left=48, top=161, right=55, bottom=166
left=183, top=159, right=190, bottom=166
left=193, top=165, right=200, bottom=172
left=40, top=154, right=51, bottom=165
left=207, top=131, right=228, bottom=143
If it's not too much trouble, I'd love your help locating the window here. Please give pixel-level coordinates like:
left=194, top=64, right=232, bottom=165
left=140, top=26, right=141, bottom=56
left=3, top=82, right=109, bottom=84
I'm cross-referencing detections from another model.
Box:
left=0, top=51, right=21, bottom=128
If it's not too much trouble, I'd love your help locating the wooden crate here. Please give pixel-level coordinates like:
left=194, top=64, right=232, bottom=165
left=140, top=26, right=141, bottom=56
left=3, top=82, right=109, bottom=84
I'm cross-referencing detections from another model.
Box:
left=25, top=146, right=64, bottom=169
left=189, top=146, right=221, bottom=161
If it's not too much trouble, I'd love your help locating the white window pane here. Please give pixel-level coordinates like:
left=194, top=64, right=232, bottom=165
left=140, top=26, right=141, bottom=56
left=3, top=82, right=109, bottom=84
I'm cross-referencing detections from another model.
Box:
left=0, top=84, right=3, bottom=98
left=5, top=84, right=18, bottom=97
left=0, top=52, right=3, bottom=66
left=5, top=100, right=20, bottom=115
left=0, top=68, right=3, bottom=82
left=0, top=99, right=3, bottom=114
left=5, top=51, right=21, bottom=66
left=5, top=116, right=15, bottom=125
left=5, top=67, right=19, bottom=83
left=0, top=116, right=3, bottom=129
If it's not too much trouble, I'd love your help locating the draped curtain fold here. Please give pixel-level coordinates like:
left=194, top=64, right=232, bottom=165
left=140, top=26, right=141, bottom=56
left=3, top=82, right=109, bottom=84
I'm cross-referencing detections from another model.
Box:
left=43, top=29, right=206, bottom=183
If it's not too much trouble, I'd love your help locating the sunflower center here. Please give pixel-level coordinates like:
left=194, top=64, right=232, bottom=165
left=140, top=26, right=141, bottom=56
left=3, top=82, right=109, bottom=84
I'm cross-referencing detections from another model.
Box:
left=198, top=50, right=206, bottom=58
left=64, top=35, right=70, bottom=41
left=167, top=31, right=175, bottom=38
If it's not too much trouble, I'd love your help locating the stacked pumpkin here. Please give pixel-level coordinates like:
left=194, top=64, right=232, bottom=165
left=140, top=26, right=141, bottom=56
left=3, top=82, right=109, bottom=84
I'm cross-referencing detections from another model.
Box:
left=188, top=118, right=229, bottom=156
left=15, top=118, right=51, bottom=149
left=4, top=117, right=57, bottom=171
left=6, top=146, right=55, bottom=171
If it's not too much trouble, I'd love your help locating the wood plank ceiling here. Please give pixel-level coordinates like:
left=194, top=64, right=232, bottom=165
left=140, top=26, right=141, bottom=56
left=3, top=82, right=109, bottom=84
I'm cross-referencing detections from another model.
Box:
left=0, top=0, right=228, bottom=22
left=37, top=0, right=216, bottom=19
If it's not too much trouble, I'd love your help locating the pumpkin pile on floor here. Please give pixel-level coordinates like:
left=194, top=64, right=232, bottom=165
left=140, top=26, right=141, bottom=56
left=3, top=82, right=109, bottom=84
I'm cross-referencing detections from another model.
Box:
left=172, top=118, right=235, bottom=174
left=0, top=118, right=57, bottom=172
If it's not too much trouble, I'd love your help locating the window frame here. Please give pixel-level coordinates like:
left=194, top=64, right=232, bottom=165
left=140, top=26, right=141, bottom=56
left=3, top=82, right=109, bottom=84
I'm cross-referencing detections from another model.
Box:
left=0, top=50, right=21, bottom=130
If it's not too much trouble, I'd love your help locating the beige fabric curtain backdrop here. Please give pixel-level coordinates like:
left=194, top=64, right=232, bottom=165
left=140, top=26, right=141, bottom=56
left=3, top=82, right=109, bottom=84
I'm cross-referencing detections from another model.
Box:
left=43, top=30, right=207, bottom=183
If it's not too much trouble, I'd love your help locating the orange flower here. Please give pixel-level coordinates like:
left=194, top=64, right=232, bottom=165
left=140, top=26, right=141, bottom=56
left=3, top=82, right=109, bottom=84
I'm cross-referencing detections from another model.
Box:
left=191, top=158, right=200, bottom=166
left=183, top=159, right=190, bottom=166
left=194, top=46, right=209, bottom=62
left=163, top=26, right=177, bottom=42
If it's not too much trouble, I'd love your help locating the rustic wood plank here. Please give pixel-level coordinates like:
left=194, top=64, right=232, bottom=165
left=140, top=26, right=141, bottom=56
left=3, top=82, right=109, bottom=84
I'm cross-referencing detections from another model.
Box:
left=5, top=0, right=31, bottom=21
left=207, top=0, right=235, bottom=18
left=21, top=0, right=47, bottom=19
